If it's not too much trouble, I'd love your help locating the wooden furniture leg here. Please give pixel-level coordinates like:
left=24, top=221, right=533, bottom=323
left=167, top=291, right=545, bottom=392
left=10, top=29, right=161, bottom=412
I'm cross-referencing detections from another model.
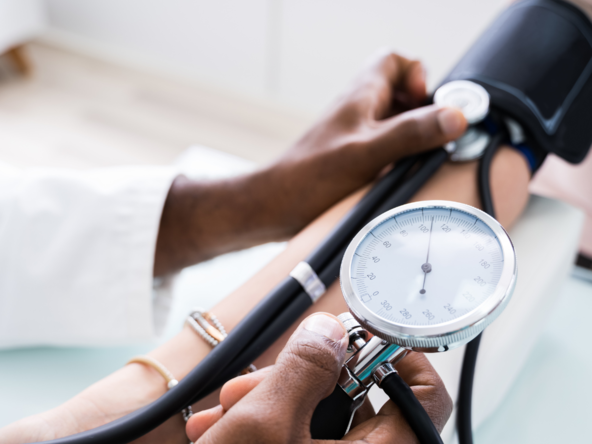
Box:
left=5, top=45, right=31, bottom=76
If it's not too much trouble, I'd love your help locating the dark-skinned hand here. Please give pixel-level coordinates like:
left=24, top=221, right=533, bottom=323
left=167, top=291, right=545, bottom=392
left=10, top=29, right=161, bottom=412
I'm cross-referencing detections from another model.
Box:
left=186, top=313, right=452, bottom=443
left=155, top=50, right=467, bottom=275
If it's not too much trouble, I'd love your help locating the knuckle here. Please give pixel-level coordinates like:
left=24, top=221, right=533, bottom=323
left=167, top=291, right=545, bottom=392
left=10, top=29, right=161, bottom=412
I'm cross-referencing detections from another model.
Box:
left=371, top=48, right=398, bottom=70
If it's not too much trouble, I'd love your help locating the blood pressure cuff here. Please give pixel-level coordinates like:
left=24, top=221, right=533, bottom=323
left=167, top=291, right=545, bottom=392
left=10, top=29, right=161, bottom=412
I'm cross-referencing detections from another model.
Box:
left=441, top=0, right=592, bottom=164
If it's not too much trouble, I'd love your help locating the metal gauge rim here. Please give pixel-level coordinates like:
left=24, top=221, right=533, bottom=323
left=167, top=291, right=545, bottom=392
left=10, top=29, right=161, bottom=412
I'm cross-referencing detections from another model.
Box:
left=339, top=200, right=516, bottom=350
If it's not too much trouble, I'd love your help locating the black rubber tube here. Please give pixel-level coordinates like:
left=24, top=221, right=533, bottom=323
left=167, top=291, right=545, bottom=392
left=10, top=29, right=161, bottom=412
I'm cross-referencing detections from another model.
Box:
left=372, top=148, right=448, bottom=216
left=477, top=131, right=504, bottom=219
left=188, top=156, right=427, bottom=403
left=457, top=133, right=504, bottom=444
left=35, top=156, right=420, bottom=444
left=197, top=146, right=484, bottom=444
left=35, top=149, right=449, bottom=443
left=310, top=385, right=357, bottom=439
left=305, top=155, right=418, bottom=271
left=190, top=149, right=448, bottom=405
left=380, top=371, right=444, bottom=444
left=456, top=333, right=482, bottom=444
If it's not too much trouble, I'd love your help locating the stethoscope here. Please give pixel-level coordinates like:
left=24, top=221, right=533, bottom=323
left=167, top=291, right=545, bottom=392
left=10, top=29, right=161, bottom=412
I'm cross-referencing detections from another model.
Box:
left=36, top=80, right=514, bottom=444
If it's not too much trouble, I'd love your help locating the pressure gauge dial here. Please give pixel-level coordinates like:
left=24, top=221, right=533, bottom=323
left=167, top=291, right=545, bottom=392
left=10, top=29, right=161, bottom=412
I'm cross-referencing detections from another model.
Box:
left=340, top=201, right=516, bottom=352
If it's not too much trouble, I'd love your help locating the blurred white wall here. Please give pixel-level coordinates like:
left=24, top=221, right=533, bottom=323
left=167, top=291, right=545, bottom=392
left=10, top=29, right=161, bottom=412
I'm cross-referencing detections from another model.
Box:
left=44, top=0, right=510, bottom=114
left=0, top=0, right=46, bottom=53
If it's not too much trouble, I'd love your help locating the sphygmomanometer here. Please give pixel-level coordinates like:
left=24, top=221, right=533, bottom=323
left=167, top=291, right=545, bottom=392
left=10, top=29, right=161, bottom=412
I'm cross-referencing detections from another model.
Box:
left=36, top=1, right=592, bottom=444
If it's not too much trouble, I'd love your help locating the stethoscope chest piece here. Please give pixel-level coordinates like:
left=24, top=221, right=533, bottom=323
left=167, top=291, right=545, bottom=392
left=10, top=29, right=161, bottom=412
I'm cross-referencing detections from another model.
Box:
left=435, top=80, right=492, bottom=162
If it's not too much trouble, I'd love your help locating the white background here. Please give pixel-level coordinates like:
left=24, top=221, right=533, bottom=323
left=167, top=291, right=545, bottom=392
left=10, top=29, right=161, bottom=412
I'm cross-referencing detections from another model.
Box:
left=44, top=0, right=510, bottom=114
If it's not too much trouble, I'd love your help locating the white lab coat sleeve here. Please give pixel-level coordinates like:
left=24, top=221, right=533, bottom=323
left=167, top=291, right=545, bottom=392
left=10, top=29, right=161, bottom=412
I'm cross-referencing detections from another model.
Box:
left=0, top=162, right=179, bottom=348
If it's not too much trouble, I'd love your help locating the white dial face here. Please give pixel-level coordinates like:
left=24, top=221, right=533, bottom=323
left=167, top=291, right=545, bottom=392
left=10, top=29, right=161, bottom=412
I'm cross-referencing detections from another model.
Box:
left=350, top=206, right=504, bottom=327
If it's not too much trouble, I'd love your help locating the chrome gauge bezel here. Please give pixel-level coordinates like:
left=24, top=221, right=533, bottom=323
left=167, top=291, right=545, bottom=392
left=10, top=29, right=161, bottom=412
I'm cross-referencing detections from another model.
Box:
left=340, top=200, right=517, bottom=352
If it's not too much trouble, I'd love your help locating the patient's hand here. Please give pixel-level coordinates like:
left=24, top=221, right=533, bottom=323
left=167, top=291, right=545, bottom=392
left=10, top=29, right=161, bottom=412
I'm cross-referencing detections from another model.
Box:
left=186, top=313, right=452, bottom=443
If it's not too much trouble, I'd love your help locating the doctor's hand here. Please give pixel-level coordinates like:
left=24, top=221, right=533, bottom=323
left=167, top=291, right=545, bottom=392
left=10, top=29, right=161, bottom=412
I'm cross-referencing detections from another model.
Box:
left=185, top=313, right=452, bottom=443
left=275, top=49, right=467, bottom=201
left=155, top=50, right=467, bottom=276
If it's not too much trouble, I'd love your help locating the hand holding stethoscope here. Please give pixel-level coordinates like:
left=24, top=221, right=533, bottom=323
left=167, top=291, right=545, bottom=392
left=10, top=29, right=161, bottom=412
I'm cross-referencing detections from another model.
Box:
left=185, top=313, right=450, bottom=444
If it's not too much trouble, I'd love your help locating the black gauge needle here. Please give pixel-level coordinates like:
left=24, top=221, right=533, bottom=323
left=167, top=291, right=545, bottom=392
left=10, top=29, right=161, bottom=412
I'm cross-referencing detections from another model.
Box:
left=420, top=217, right=434, bottom=294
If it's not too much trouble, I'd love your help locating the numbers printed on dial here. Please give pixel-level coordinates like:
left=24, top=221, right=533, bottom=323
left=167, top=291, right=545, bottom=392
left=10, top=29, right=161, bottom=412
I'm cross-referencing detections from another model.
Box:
left=400, top=308, right=412, bottom=319
left=423, top=309, right=435, bottom=320
left=474, top=276, right=487, bottom=287
left=350, top=206, right=505, bottom=326
left=443, top=303, right=456, bottom=314
left=463, top=291, right=475, bottom=302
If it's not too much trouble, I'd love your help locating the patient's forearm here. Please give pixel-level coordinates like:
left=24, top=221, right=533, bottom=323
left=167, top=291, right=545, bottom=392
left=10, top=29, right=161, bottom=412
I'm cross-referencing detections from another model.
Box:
left=0, top=147, right=530, bottom=444
left=93, top=147, right=532, bottom=437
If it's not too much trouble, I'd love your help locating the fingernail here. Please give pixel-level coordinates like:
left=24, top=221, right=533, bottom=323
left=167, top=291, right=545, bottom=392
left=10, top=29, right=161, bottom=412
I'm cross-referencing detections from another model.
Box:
left=304, top=314, right=346, bottom=342
left=437, top=107, right=465, bottom=136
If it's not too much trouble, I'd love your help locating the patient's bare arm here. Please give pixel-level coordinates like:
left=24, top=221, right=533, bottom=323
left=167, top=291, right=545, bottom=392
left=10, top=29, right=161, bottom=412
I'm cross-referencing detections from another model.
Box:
left=0, top=53, right=530, bottom=444
left=0, top=146, right=530, bottom=444
left=154, top=52, right=467, bottom=276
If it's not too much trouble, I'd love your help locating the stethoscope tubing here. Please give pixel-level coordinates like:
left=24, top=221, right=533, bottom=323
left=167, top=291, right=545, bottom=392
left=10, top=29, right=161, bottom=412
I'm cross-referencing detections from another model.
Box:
left=36, top=152, right=429, bottom=444
left=189, top=149, right=450, bottom=406
left=456, top=130, right=504, bottom=444
left=36, top=144, right=487, bottom=444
